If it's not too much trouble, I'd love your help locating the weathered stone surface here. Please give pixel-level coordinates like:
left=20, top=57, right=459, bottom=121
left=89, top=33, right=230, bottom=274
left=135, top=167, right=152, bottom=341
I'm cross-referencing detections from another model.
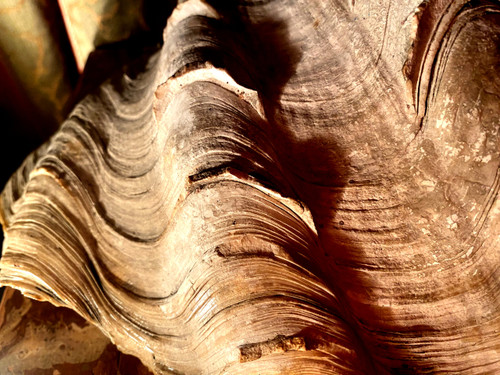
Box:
left=0, top=0, right=498, bottom=373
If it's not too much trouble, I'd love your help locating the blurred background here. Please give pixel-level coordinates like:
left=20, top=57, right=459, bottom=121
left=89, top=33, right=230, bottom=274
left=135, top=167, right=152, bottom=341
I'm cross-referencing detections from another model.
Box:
left=0, top=0, right=176, bottom=187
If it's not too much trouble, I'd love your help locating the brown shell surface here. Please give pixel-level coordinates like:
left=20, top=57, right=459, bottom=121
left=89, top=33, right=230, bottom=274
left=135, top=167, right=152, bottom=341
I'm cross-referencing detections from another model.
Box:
left=0, top=288, right=153, bottom=375
left=0, top=0, right=499, bottom=373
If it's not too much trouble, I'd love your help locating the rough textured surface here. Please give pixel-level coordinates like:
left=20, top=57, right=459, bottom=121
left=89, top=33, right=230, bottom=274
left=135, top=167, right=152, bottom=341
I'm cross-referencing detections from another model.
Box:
left=0, top=287, right=153, bottom=374
left=0, top=0, right=499, bottom=373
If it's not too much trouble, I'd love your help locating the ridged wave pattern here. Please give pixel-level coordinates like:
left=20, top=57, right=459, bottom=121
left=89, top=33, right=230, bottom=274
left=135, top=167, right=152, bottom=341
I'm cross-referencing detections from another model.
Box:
left=0, top=0, right=499, bottom=373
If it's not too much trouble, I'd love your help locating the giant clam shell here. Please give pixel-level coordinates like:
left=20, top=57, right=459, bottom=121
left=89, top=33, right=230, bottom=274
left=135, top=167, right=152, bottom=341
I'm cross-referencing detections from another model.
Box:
left=1, top=0, right=499, bottom=373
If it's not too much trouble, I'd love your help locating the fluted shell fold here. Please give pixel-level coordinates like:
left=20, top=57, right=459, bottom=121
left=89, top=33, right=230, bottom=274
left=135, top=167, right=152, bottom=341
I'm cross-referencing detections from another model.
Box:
left=1, top=0, right=499, bottom=374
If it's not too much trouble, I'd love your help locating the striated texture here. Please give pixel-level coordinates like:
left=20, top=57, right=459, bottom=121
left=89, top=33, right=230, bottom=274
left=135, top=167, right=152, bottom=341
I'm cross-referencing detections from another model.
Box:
left=0, top=0, right=499, bottom=373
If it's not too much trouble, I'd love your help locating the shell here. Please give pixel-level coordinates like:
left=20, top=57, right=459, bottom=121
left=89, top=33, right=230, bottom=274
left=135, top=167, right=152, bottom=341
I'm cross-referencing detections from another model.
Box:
left=0, top=288, right=153, bottom=374
left=0, top=0, right=499, bottom=373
